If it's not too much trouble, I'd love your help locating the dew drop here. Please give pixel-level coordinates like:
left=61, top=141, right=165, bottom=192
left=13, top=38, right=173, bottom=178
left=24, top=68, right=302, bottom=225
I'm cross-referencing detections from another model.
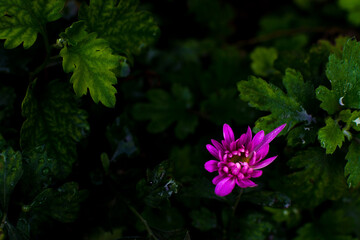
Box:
left=339, top=97, right=345, bottom=106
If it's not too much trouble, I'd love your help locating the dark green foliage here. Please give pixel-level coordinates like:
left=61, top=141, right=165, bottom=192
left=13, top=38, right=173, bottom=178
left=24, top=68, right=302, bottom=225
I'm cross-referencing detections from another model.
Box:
left=20, top=80, right=89, bottom=180
left=0, top=0, right=65, bottom=49
left=0, top=146, right=22, bottom=212
left=318, top=118, right=345, bottom=154
left=317, top=39, right=360, bottom=113
left=285, top=148, right=347, bottom=208
left=133, top=84, right=198, bottom=139
left=1, top=0, right=360, bottom=239
left=294, top=209, right=356, bottom=240
left=345, top=140, right=360, bottom=187
left=79, top=0, right=160, bottom=57
left=28, top=182, right=87, bottom=223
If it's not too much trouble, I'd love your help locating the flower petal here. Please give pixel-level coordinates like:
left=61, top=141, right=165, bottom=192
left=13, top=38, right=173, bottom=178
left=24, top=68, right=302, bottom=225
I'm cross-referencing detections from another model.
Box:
left=252, top=130, right=264, bottom=148
left=204, top=160, right=219, bottom=172
left=223, top=124, right=235, bottom=145
left=241, top=179, right=257, bottom=187
left=245, top=126, right=252, bottom=144
left=211, top=139, right=224, bottom=151
left=212, top=174, right=227, bottom=185
left=237, top=133, right=247, bottom=147
left=215, top=177, right=235, bottom=196
left=256, top=144, right=269, bottom=161
left=251, top=170, right=263, bottom=178
left=206, top=144, right=219, bottom=159
left=237, top=179, right=257, bottom=188
left=254, top=124, right=286, bottom=152
left=252, top=156, right=277, bottom=169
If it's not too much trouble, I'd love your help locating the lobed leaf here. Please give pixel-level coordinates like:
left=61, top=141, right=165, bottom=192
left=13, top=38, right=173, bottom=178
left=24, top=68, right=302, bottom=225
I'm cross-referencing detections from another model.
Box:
left=20, top=80, right=89, bottom=180
left=60, top=22, right=121, bottom=107
left=238, top=71, right=312, bottom=134
left=317, top=39, right=360, bottom=113
left=318, top=118, right=345, bottom=154
left=0, top=0, right=65, bottom=49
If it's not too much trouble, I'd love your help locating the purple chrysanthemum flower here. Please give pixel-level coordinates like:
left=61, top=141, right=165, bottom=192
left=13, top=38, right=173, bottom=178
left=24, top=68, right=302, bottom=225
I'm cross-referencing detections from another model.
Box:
left=204, top=123, right=286, bottom=197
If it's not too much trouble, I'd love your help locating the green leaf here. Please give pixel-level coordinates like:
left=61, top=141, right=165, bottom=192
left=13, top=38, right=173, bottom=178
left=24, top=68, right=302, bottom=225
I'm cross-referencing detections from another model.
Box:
left=285, top=148, right=347, bottom=208
left=295, top=209, right=356, bottom=240
left=21, top=146, right=55, bottom=197
left=316, top=86, right=340, bottom=115
left=29, top=182, right=87, bottom=223
left=250, top=47, right=278, bottom=77
left=345, top=140, right=360, bottom=187
left=317, top=39, right=360, bottom=113
left=20, top=80, right=89, bottom=180
left=339, top=109, right=360, bottom=132
left=79, top=0, right=160, bottom=57
left=282, top=68, right=315, bottom=110
left=133, top=84, right=198, bottom=139
left=60, top=22, right=121, bottom=107
left=238, top=74, right=311, bottom=134
left=189, top=208, right=217, bottom=231
left=0, top=147, right=22, bottom=212
left=318, top=118, right=345, bottom=154
left=0, top=0, right=65, bottom=49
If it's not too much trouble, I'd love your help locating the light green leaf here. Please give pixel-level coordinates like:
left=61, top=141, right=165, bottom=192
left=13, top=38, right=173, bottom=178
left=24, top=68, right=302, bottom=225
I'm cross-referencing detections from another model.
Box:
left=0, top=147, right=22, bottom=212
left=339, top=109, right=360, bottom=132
left=317, top=39, right=360, bottom=112
left=345, top=140, right=360, bottom=187
left=133, top=84, right=198, bottom=139
left=318, top=118, right=345, bottom=154
left=60, top=22, right=121, bottom=107
left=0, top=0, right=65, bottom=49
left=316, top=86, right=340, bottom=115
left=250, top=47, right=278, bottom=77
left=79, top=0, right=159, bottom=56
left=237, top=75, right=311, bottom=134
left=20, top=80, right=89, bottom=180
left=285, top=148, right=347, bottom=208
left=29, top=182, right=87, bottom=223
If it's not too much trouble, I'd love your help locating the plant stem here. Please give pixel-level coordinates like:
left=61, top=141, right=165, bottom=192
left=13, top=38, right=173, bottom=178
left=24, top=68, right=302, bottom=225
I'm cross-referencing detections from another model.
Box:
left=29, top=31, right=51, bottom=81
left=0, top=213, right=7, bottom=229
left=232, top=188, right=243, bottom=216
left=128, top=205, right=159, bottom=240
